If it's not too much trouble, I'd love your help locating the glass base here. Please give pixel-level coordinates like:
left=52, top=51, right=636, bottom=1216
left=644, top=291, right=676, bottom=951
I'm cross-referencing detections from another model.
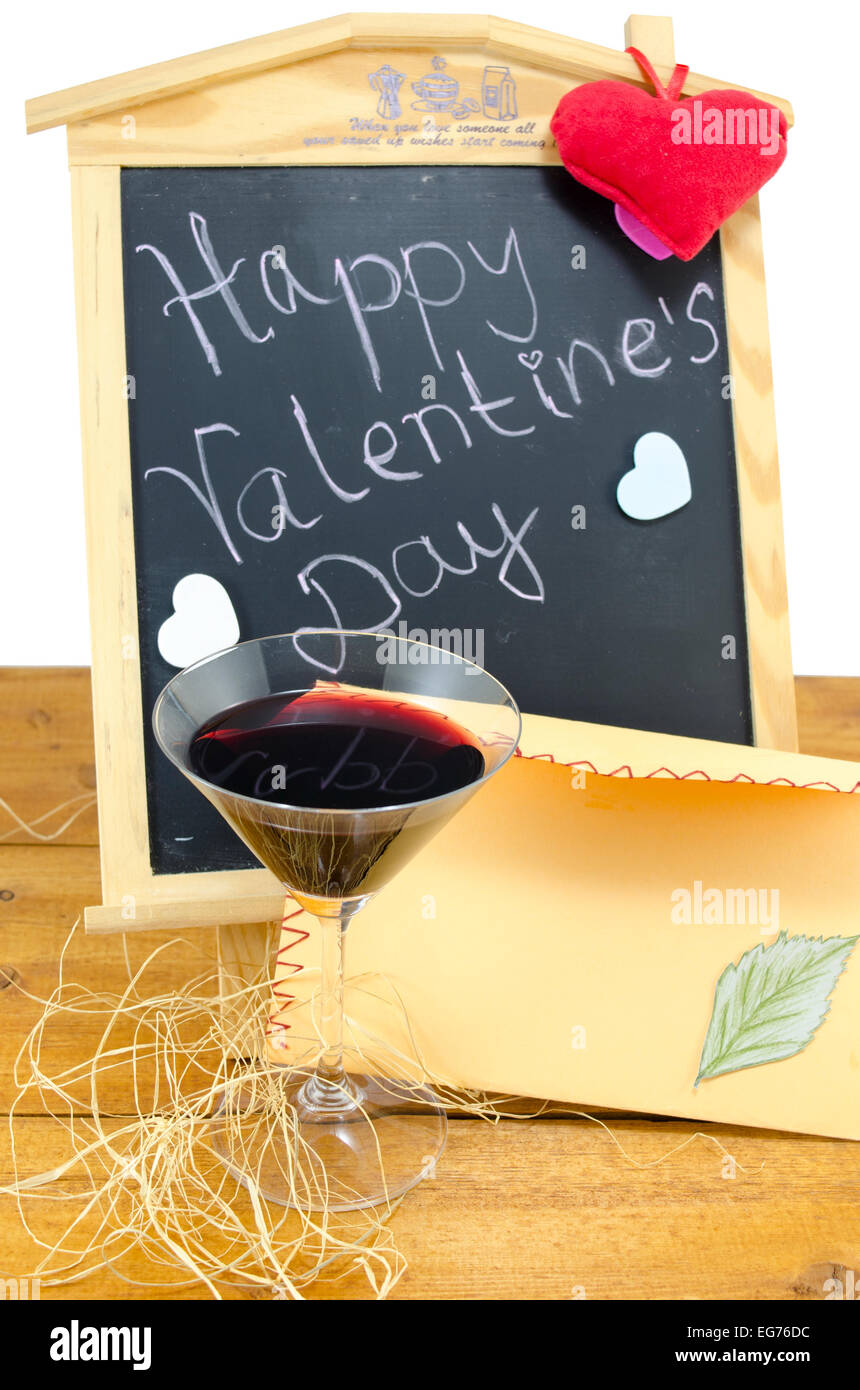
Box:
left=210, top=1070, right=447, bottom=1212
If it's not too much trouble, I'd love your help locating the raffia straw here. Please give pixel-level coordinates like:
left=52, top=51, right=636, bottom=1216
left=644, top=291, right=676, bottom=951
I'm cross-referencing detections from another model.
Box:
left=0, top=918, right=761, bottom=1301
left=0, top=792, right=98, bottom=843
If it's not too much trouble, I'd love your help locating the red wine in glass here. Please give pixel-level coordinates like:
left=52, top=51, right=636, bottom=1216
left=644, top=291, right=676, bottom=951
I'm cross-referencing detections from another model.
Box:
left=154, top=631, right=520, bottom=1212
left=188, top=687, right=486, bottom=899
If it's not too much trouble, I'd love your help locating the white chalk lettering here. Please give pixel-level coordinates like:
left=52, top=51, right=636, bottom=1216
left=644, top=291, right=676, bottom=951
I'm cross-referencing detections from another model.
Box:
left=467, top=227, right=538, bottom=343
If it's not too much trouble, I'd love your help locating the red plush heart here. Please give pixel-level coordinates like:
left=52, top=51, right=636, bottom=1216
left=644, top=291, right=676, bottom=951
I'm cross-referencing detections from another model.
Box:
left=550, top=48, right=788, bottom=261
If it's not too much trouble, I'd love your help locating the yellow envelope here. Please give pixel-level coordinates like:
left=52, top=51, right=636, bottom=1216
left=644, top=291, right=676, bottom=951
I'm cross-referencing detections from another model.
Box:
left=283, top=715, right=860, bottom=1140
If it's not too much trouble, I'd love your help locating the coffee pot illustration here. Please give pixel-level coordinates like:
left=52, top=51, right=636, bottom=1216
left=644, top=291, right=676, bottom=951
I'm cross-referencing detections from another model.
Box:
left=368, top=64, right=405, bottom=119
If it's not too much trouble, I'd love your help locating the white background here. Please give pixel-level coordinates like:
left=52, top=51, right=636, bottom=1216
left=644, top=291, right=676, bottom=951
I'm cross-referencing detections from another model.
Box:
left=2, top=0, right=856, bottom=672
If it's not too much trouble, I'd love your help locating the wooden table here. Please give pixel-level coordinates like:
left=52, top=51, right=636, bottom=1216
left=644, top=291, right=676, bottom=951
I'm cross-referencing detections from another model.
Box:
left=1, top=668, right=858, bottom=1301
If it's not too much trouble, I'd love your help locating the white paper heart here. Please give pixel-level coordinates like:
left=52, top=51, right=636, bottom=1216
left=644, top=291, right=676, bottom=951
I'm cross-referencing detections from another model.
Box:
left=157, top=574, right=240, bottom=669
left=617, top=432, right=692, bottom=521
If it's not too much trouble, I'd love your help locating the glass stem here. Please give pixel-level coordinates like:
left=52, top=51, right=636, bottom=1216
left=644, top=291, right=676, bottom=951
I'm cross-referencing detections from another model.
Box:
left=317, top=913, right=347, bottom=1083
left=302, top=902, right=360, bottom=1109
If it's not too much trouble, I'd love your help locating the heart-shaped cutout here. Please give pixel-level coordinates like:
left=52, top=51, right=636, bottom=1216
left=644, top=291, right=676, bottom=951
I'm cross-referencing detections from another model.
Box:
left=617, top=432, right=691, bottom=521
left=157, top=573, right=240, bottom=668
left=518, top=349, right=543, bottom=371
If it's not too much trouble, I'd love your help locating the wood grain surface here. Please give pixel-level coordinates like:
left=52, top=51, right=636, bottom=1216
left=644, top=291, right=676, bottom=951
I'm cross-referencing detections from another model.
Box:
left=0, top=668, right=857, bottom=1300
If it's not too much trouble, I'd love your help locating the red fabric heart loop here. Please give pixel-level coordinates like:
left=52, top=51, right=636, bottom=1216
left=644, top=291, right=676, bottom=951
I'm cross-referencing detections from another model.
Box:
left=665, top=63, right=690, bottom=101
left=625, top=46, right=690, bottom=102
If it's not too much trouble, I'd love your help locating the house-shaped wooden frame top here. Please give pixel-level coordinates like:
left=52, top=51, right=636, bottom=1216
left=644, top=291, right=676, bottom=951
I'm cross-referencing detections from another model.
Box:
left=27, top=13, right=792, bottom=144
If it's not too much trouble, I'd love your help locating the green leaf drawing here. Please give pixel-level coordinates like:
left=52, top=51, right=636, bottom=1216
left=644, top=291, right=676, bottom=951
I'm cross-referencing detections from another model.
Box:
left=695, top=930, right=858, bottom=1085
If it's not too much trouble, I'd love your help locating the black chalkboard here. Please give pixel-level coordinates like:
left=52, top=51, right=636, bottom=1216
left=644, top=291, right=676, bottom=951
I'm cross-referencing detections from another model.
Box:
left=120, top=165, right=751, bottom=876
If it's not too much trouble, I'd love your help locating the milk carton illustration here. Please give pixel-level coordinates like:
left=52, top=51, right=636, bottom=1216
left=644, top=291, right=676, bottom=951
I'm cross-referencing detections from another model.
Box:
left=482, top=66, right=518, bottom=120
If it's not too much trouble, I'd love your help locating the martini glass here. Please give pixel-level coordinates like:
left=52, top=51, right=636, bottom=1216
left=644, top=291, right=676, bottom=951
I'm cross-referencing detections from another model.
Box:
left=152, top=630, right=520, bottom=1211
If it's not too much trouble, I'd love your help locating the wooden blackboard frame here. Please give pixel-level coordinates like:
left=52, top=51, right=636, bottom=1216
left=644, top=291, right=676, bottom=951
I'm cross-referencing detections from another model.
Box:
left=27, top=13, right=797, bottom=934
